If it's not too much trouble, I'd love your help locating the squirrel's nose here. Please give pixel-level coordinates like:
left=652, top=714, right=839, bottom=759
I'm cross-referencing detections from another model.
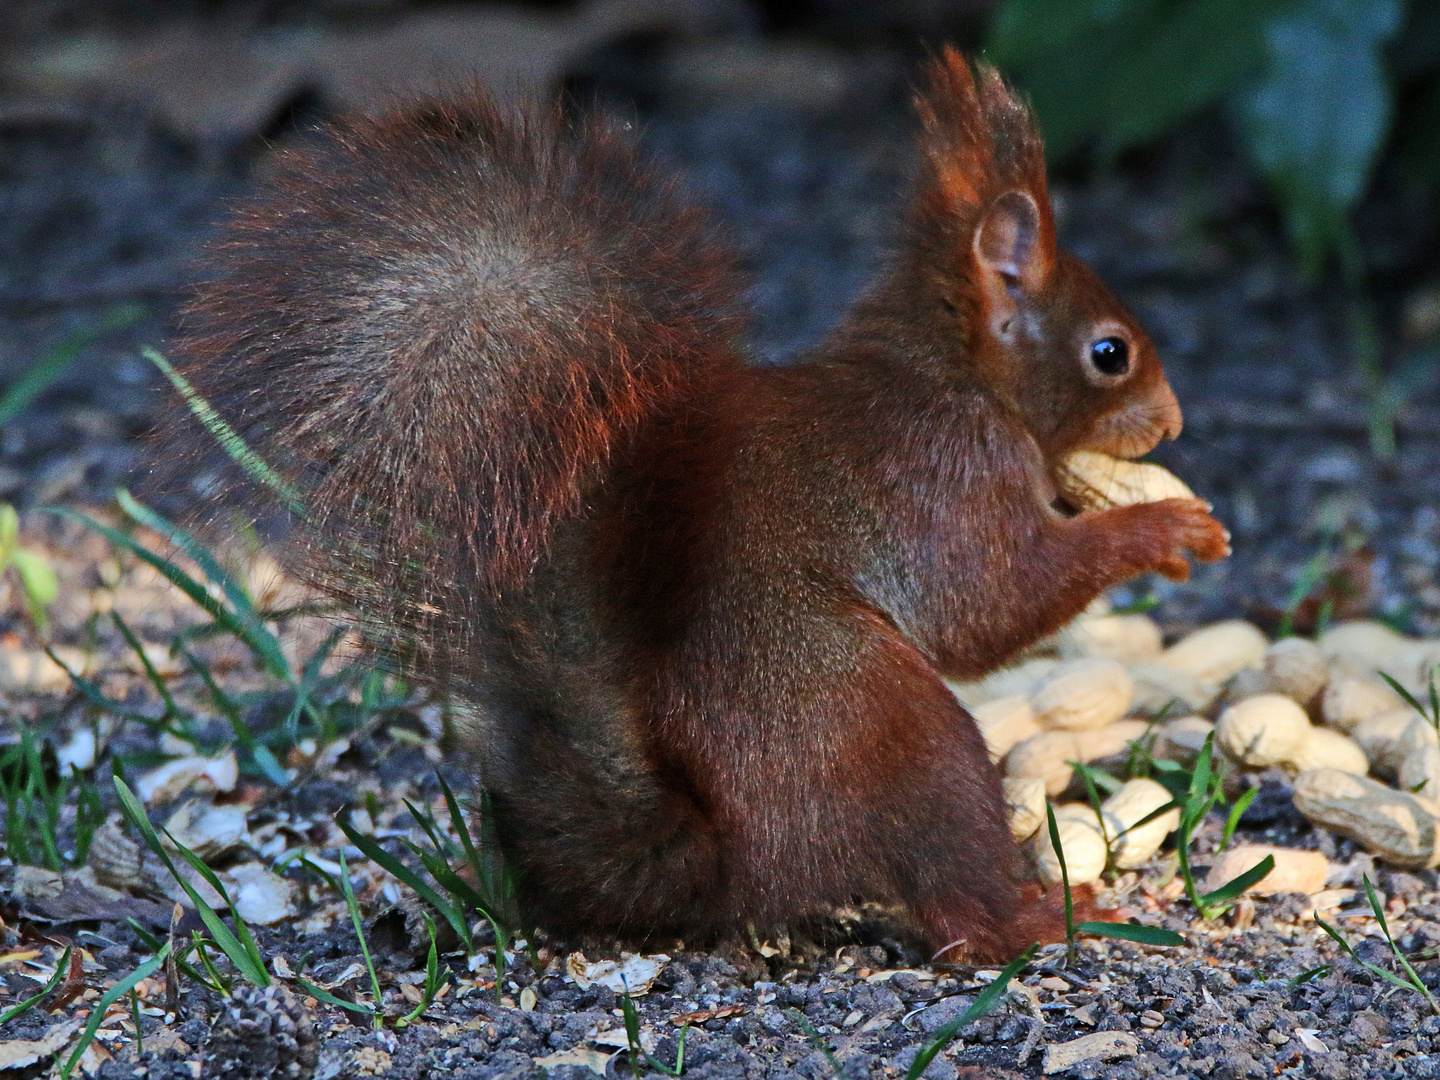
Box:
left=1153, top=379, right=1183, bottom=442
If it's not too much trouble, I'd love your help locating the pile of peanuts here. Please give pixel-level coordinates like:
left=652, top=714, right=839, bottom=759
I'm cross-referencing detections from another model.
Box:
left=949, top=607, right=1440, bottom=886
left=962, top=449, right=1440, bottom=889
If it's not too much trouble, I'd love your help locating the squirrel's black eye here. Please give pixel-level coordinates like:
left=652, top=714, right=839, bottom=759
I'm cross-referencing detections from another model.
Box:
left=1089, top=337, right=1129, bottom=376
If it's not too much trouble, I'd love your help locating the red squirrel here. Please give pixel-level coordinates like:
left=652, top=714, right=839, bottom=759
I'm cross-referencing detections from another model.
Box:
left=172, top=50, right=1229, bottom=961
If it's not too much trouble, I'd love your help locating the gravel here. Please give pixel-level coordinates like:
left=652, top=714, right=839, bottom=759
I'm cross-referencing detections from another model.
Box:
left=0, top=13, right=1436, bottom=1080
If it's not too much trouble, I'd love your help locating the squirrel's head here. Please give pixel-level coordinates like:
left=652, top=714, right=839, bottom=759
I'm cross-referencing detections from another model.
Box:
left=909, top=49, right=1182, bottom=462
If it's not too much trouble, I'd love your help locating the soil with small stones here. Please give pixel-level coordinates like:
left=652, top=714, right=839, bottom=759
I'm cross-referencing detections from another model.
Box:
left=0, top=4, right=1437, bottom=1080
left=4, top=694, right=1440, bottom=1080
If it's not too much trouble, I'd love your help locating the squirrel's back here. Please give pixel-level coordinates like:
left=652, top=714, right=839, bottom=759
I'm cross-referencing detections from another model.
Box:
left=176, top=92, right=744, bottom=653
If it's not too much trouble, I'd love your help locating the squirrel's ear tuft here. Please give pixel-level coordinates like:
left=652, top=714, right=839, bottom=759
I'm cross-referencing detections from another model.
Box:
left=914, top=49, right=1051, bottom=226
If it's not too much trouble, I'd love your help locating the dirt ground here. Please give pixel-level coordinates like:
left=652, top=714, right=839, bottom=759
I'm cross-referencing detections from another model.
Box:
left=0, top=2, right=1438, bottom=1078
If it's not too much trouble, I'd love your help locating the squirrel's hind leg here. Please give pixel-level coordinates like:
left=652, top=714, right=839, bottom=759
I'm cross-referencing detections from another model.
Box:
left=469, top=707, right=727, bottom=941
left=781, top=629, right=1056, bottom=964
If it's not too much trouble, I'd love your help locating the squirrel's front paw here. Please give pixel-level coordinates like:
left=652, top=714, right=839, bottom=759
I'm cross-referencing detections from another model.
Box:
left=1140, top=497, right=1231, bottom=580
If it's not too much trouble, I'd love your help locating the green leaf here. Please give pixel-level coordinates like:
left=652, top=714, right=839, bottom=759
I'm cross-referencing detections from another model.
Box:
left=1074, top=921, right=1186, bottom=947
left=112, top=777, right=270, bottom=987
left=0, top=946, right=70, bottom=1024
left=1222, top=786, right=1260, bottom=849
left=335, top=814, right=474, bottom=952
left=1095, top=0, right=1281, bottom=156
left=1235, top=0, right=1405, bottom=272
left=989, top=0, right=1157, bottom=69
left=10, top=548, right=57, bottom=631
left=52, top=506, right=288, bottom=681
left=0, top=304, right=142, bottom=431
left=58, top=943, right=170, bottom=1080
left=116, top=490, right=291, bottom=681
left=145, top=347, right=306, bottom=519
left=990, top=0, right=1281, bottom=160
left=1198, top=853, right=1275, bottom=907
left=0, top=504, right=16, bottom=561
left=904, top=945, right=1037, bottom=1080
left=295, top=975, right=379, bottom=1018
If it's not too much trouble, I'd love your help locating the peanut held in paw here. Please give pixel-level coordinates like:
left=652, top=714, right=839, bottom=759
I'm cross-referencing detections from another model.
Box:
left=1060, top=449, right=1231, bottom=577
left=1059, top=450, right=1197, bottom=510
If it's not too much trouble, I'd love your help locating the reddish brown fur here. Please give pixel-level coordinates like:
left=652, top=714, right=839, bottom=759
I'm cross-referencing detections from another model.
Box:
left=170, top=49, right=1227, bottom=960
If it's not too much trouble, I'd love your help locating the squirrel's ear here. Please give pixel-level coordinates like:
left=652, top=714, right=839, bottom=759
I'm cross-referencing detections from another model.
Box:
left=972, top=190, right=1048, bottom=332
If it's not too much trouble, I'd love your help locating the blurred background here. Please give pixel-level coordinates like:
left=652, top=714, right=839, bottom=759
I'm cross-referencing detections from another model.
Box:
left=0, top=0, right=1436, bottom=633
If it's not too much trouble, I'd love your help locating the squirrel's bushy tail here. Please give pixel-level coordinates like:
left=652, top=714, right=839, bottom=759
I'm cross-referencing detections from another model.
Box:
left=174, top=91, right=743, bottom=649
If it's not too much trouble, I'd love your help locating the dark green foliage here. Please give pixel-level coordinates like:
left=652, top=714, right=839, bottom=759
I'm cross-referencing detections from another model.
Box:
left=990, top=0, right=1439, bottom=273
left=990, top=1, right=1440, bottom=456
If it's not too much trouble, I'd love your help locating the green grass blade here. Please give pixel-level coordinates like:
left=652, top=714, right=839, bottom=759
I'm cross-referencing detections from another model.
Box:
left=396, top=913, right=443, bottom=1028
left=1113, top=798, right=1183, bottom=841
left=175, top=644, right=290, bottom=786
left=1197, top=854, right=1274, bottom=907
left=396, top=838, right=491, bottom=923
left=904, top=944, right=1037, bottom=1080
left=295, top=976, right=379, bottom=1018
left=22, top=731, right=63, bottom=870
left=73, top=780, right=105, bottom=866
left=403, top=798, right=451, bottom=857
left=338, top=850, right=385, bottom=1030
left=1074, top=921, right=1185, bottom=947
left=1288, top=964, right=1330, bottom=985
left=1187, top=735, right=1215, bottom=812
left=1278, top=547, right=1331, bottom=638
left=1074, top=760, right=1122, bottom=795
left=160, top=826, right=269, bottom=983
left=52, top=507, right=288, bottom=680
left=1221, top=786, right=1259, bottom=849
left=116, top=491, right=255, bottom=619
left=113, top=778, right=269, bottom=987
left=191, top=934, right=232, bottom=995
left=282, top=623, right=351, bottom=739
left=110, top=612, right=180, bottom=719
left=1380, top=671, right=1436, bottom=726
left=44, top=646, right=172, bottom=731
left=115, top=490, right=290, bottom=680
left=144, top=347, right=306, bottom=519
left=335, top=815, right=473, bottom=952
left=1044, top=801, right=1075, bottom=945
left=125, top=920, right=223, bottom=994
left=438, top=775, right=490, bottom=893
left=0, top=946, right=71, bottom=1023
left=787, top=1008, right=842, bottom=1076
left=1362, top=873, right=1440, bottom=1012
left=1362, top=873, right=1392, bottom=938
left=0, top=304, right=142, bottom=428
left=58, top=942, right=170, bottom=1080
left=1314, top=915, right=1415, bottom=992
